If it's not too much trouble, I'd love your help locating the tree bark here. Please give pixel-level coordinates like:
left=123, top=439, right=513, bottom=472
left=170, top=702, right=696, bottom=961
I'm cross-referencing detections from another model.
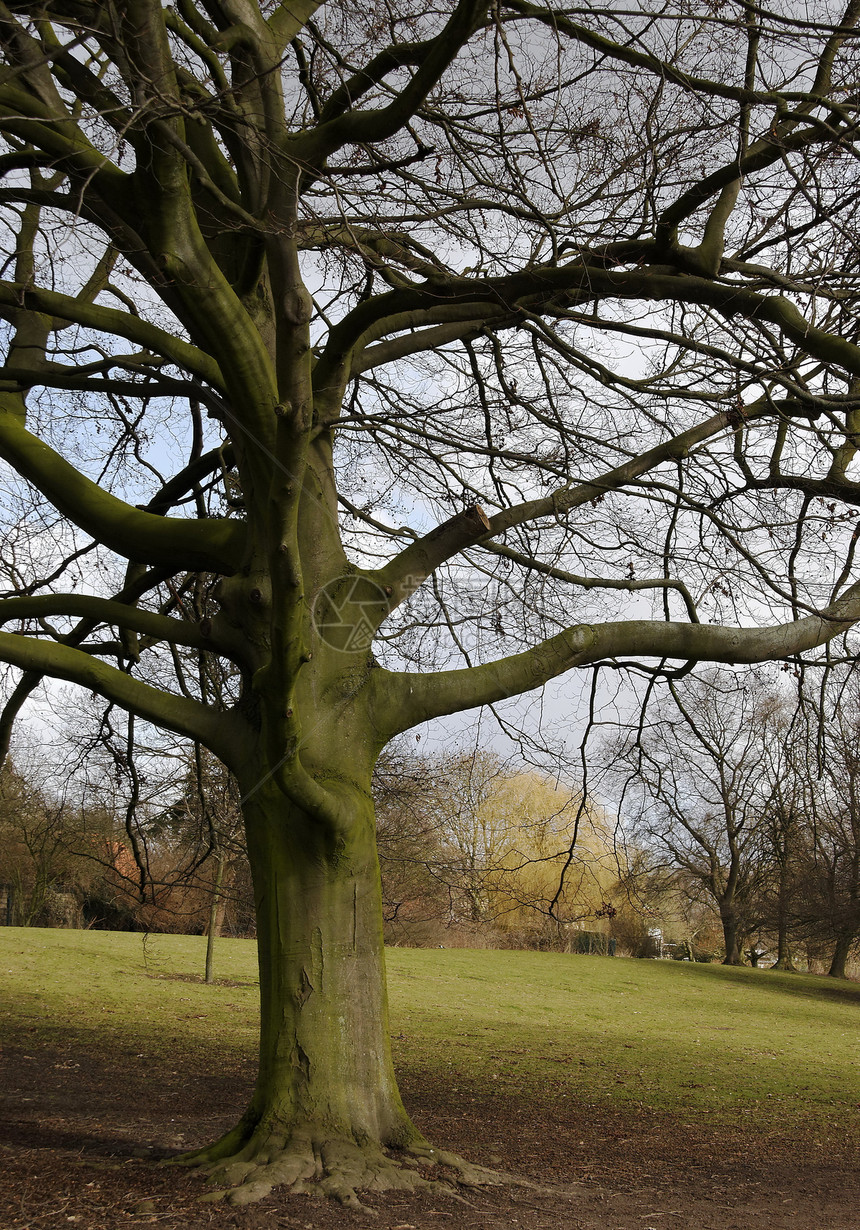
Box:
left=245, top=783, right=411, bottom=1146
left=180, top=775, right=475, bottom=1206
left=828, top=932, right=854, bottom=979
left=204, top=853, right=225, bottom=986
left=772, top=862, right=798, bottom=971
left=772, top=918, right=797, bottom=972
left=721, top=909, right=742, bottom=965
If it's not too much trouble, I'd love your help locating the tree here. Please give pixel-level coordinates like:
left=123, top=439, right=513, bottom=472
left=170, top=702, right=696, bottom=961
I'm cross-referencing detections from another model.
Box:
left=617, top=671, right=773, bottom=964
left=49, top=689, right=254, bottom=942
left=755, top=694, right=809, bottom=971
left=375, top=745, right=614, bottom=946
left=159, top=743, right=248, bottom=979
left=0, top=747, right=137, bottom=927
left=373, top=743, right=461, bottom=943
left=0, top=756, right=69, bottom=924
left=791, top=681, right=860, bottom=977
left=2, top=0, right=860, bottom=1205
left=432, top=750, right=613, bottom=939
left=603, top=846, right=699, bottom=959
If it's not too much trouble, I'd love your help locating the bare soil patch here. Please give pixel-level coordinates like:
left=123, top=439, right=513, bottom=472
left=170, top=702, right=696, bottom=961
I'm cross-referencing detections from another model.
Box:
left=1, top=1035, right=857, bottom=1230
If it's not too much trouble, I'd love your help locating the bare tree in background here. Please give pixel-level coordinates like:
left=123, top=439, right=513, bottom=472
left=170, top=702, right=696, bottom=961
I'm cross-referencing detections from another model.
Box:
left=373, top=743, right=460, bottom=942
left=617, top=670, right=772, bottom=964
left=2, top=0, right=860, bottom=1203
left=792, top=678, right=860, bottom=977
left=425, top=749, right=611, bottom=939
left=0, top=756, right=72, bottom=924
left=755, top=691, right=809, bottom=971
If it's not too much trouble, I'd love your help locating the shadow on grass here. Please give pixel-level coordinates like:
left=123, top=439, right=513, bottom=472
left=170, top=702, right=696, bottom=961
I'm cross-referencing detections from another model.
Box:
left=689, top=962, right=860, bottom=1007
left=145, top=972, right=258, bottom=987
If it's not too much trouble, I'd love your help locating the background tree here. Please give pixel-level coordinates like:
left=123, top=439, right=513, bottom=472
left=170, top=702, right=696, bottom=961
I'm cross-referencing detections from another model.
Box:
left=0, top=745, right=146, bottom=928
left=754, top=693, right=809, bottom=971
left=601, top=847, right=703, bottom=960
left=49, top=692, right=249, bottom=938
left=374, top=745, right=615, bottom=947
left=617, top=671, right=772, bottom=964
left=0, top=756, right=69, bottom=925
left=3, top=0, right=860, bottom=1206
left=432, top=750, right=614, bottom=941
left=373, top=743, right=461, bottom=944
left=791, top=679, right=860, bottom=977
left=432, top=750, right=508, bottom=927
left=156, top=744, right=249, bottom=979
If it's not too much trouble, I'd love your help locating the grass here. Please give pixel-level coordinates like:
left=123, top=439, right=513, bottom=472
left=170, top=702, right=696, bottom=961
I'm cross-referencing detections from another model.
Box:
left=2, top=928, right=859, bottom=1135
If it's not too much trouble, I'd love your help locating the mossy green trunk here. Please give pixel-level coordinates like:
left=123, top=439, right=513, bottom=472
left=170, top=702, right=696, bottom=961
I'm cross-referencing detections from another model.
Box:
left=231, top=778, right=416, bottom=1150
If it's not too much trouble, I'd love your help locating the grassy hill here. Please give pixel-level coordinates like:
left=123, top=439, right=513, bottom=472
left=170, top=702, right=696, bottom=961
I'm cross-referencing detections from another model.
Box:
left=1, top=928, right=857, bottom=1135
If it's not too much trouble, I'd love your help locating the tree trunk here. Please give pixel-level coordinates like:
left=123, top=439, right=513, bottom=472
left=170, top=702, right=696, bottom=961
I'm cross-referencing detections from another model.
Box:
left=181, top=777, right=476, bottom=1206
left=771, top=925, right=797, bottom=972
left=828, top=932, right=854, bottom=979
left=246, top=785, right=411, bottom=1144
left=721, top=910, right=742, bottom=965
left=771, top=844, right=797, bottom=971
left=204, top=853, right=225, bottom=985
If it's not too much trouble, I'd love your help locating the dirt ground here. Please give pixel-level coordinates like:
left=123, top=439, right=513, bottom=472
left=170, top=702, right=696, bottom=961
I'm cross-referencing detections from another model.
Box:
left=1, top=1031, right=858, bottom=1230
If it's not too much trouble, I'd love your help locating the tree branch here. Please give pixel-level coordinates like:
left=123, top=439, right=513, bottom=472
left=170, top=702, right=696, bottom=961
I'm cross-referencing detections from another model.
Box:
left=0, top=397, right=245, bottom=573
left=0, top=631, right=246, bottom=763
left=372, top=397, right=808, bottom=612
left=267, top=0, right=324, bottom=52
left=375, top=504, right=491, bottom=609
left=504, top=0, right=858, bottom=109
left=293, top=0, right=488, bottom=167
left=382, top=582, right=860, bottom=734
left=486, top=397, right=811, bottom=539
left=0, top=281, right=225, bottom=390
left=0, top=595, right=213, bottom=651
left=318, top=256, right=860, bottom=387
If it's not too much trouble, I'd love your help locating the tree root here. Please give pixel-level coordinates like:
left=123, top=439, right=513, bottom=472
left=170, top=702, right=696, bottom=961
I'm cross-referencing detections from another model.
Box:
left=173, top=1128, right=514, bottom=1211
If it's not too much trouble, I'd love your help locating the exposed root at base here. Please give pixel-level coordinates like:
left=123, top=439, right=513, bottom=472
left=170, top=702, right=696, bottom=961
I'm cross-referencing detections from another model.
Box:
left=174, top=1131, right=516, bottom=1212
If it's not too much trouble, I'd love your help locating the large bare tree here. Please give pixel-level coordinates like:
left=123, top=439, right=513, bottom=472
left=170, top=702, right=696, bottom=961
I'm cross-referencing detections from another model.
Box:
left=2, top=0, right=860, bottom=1206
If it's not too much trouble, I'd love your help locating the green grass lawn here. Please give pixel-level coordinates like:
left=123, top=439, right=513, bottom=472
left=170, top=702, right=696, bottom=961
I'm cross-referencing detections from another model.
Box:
left=2, top=928, right=858, bottom=1134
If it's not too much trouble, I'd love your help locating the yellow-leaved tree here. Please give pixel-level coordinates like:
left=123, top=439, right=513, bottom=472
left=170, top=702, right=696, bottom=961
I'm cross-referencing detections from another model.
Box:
left=435, top=752, right=617, bottom=940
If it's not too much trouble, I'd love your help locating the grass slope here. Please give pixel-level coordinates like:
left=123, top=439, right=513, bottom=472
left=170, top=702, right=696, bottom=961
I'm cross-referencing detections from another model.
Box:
left=1, top=930, right=858, bottom=1135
